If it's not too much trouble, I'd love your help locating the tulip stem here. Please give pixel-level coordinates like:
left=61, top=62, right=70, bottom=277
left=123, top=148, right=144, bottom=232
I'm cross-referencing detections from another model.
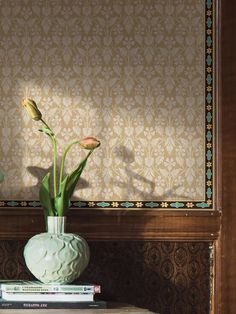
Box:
left=40, top=118, right=58, bottom=199
left=40, top=118, right=51, bottom=132
left=59, top=140, right=80, bottom=185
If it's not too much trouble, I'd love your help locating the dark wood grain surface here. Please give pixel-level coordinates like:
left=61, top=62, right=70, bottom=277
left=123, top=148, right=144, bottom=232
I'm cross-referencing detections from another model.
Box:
left=0, top=208, right=220, bottom=241
left=0, top=304, right=155, bottom=314
left=221, top=0, right=236, bottom=313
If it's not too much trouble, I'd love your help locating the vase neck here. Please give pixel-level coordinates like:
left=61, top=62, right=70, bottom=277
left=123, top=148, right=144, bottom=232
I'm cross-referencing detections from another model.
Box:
left=47, top=216, right=66, bottom=234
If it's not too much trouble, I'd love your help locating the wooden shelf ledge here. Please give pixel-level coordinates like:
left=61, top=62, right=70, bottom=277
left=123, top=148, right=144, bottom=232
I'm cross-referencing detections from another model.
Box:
left=0, top=208, right=221, bottom=241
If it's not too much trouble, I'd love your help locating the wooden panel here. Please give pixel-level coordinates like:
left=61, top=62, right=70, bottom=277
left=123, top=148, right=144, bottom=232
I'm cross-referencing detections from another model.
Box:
left=0, top=209, right=220, bottom=241
left=221, top=0, right=236, bottom=313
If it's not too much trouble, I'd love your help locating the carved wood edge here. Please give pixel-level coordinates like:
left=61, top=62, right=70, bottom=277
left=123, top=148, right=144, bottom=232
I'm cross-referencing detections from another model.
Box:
left=0, top=208, right=221, bottom=241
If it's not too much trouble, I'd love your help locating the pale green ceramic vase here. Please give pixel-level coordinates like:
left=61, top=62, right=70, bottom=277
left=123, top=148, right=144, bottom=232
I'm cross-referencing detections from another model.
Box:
left=23, top=216, right=90, bottom=284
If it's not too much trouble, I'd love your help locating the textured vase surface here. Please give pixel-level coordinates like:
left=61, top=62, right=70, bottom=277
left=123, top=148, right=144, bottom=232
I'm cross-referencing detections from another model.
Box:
left=23, top=216, right=90, bottom=284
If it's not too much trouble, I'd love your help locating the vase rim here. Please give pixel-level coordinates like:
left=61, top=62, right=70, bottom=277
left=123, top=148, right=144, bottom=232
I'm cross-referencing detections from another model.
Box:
left=47, top=216, right=66, bottom=233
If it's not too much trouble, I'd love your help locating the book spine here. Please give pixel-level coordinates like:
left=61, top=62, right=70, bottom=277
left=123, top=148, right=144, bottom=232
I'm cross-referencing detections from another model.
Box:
left=0, top=301, right=106, bottom=309
left=1, top=291, right=94, bottom=302
left=1, top=285, right=101, bottom=294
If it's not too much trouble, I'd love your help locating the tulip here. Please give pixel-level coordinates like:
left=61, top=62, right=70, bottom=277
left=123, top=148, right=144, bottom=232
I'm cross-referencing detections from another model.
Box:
left=21, top=97, right=101, bottom=218
left=22, top=98, right=42, bottom=121
left=79, top=137, right=101, bottom=150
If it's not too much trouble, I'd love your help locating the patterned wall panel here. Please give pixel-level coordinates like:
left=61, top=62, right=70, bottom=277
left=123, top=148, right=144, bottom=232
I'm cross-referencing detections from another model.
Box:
left=0, top=0, right=215, bottom=210
left=0, top=240, right=211, bottom=314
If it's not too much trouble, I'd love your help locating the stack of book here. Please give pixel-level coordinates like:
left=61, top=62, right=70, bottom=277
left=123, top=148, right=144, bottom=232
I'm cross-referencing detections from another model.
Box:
left=0, top=280, right=106, bottom=309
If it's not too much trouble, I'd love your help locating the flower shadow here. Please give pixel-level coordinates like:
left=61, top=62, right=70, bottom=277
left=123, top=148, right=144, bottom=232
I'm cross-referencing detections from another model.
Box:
left=23, top=165, right=89, bottom=200
left=112, top=145, right=188, bottom=201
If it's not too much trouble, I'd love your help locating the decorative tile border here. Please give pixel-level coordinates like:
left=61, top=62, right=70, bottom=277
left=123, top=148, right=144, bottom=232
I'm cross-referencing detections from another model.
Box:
left=0, top=199, right=213, bottom=209
left=0, top=0, right=215, bottom=210
left=204, top=0, right=214, bottom=209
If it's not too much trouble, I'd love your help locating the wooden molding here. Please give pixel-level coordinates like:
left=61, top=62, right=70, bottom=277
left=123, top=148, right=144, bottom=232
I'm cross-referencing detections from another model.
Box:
left=0, top=208, right=221, bottom=241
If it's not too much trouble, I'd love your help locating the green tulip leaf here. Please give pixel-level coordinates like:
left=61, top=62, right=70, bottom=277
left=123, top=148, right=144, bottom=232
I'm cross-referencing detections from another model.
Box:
left=39, top=172, right=55, bottom=217
left=65, top=151, right=92, bottom=200
left=54, top=151, right=93, bottom=216
left=0, top=169, right=4, bottom=183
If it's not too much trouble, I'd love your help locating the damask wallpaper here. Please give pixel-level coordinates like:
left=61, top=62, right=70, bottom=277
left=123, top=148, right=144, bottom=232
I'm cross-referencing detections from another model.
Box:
left=0, top=240, right=211, bottom=314
left=0, top=0, right=214, bottom=209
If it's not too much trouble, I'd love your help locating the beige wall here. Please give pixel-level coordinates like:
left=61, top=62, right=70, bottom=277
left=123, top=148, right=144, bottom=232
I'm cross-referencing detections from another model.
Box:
left=0, top=0, right=206, bottom=203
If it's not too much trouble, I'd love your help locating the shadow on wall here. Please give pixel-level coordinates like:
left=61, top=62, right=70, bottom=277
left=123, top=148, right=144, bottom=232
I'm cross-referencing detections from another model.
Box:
left=9, top=145, right=188, bottom=201
left=26, top=164, right=90, bottom=195
left=112, top=145, right=188, bottom=201
left=6, top=164, right=90, bottom=201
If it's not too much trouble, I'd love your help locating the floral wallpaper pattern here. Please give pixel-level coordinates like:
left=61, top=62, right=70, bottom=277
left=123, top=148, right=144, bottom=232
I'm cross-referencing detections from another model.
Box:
left=0, top=0, right=212, bottom=206
left=0, top=240, right=211, bottom=314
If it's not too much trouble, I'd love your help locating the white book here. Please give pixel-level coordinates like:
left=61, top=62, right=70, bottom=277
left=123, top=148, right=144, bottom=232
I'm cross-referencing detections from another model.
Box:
left=1, top=291, right=94, bottom=302
left=0, top=281, right=100, bottom=294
